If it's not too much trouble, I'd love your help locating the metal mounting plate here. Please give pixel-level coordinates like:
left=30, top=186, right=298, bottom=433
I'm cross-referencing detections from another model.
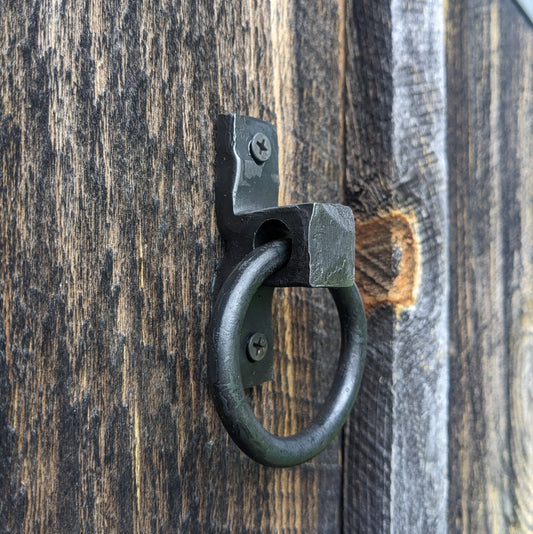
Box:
left=214, top=114, right=356, bottom=387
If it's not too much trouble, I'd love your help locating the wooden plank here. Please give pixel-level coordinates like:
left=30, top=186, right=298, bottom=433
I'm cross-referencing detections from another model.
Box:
left=343, top=0, right=449, bottom=531
left=0, top=1, right=348, bottom=532
left=343, top=4, right=395, bottom=530
left=264, top=1, right=347, bottom=529
left=447, top=0, right=533, bottom=531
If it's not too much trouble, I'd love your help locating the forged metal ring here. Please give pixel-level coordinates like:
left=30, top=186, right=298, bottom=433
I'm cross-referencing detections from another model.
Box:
left=208, top=239, right=367, bottom=467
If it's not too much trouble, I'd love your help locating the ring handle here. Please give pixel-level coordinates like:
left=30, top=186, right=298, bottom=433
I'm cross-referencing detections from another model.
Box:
left=208, top=240, right=367, bottom=467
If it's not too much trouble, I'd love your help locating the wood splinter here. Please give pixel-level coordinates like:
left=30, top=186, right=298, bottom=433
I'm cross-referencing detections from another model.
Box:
left=354, top=211, right=419, bottom=314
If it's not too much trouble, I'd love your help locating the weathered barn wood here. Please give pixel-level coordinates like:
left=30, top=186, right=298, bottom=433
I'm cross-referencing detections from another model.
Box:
left=447, top=1, right=533, bottom=531
left=343, top=1, right=449, bottom=532
left=0, top=0, right=347, bottom=531
left=1, top=0, right=531, bottom=531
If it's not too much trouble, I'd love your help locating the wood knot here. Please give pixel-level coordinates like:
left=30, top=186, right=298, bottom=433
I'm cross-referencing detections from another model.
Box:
left=354, top=211, right=419, bottom=314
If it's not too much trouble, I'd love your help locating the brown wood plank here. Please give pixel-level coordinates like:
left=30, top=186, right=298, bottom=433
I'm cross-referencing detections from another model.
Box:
left=0, top=0, right=347, bottom=531
left=447, top=0, right=533, bottom=531
left=260, top=1, right=347, bottom=529
left=343, top=0, right=449, bottom=531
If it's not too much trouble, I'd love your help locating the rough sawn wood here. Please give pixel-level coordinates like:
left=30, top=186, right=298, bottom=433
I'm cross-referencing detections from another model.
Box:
left=0, top=0, right=346, bottom=531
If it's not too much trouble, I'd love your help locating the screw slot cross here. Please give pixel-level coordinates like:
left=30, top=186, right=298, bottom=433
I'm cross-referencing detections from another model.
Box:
left=250, top=133, right=272, bottom=163
left=256, top=138, right=268, bottom=153
left=247, top=332, right=269, bottom=362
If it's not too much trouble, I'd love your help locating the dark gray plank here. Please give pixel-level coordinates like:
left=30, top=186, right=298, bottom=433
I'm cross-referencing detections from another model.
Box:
left=343, top=0, right=448, bottom=531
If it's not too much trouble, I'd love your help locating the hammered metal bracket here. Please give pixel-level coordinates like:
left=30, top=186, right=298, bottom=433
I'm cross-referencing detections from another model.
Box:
left=213, top=114, right=356, bottom=387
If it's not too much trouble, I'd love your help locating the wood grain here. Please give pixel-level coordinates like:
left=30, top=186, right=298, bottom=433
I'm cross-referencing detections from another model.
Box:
left=343, top=0, right=449, bottom=532
left=0, top=0, right=346, bottom=531
left=4, top=0, right=529, bottom=531
left=343, top=3, right=395, bottom=529
left=447, top=0, right=533, bottom=531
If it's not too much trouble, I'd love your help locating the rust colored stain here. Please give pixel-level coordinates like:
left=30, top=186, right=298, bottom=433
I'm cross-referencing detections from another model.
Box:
left=354, top=211, right=419, bottom=314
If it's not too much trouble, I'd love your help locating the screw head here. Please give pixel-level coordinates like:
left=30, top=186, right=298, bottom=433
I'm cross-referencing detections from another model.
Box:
left=247, top=332, right=269, bottom=362
left=250, top=133, right=272, bottom=164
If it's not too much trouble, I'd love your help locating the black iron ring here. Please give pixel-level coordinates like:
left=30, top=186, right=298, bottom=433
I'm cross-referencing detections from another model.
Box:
left=208, top=239, right=367, bottom=467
